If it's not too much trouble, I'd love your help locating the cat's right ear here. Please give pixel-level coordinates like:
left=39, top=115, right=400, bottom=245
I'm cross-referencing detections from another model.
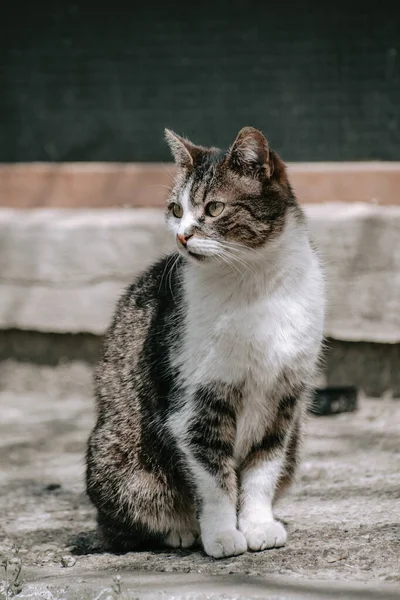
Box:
left=227, top=127, right=273, bottom=180
left=165, top=129, right=200, bottom=170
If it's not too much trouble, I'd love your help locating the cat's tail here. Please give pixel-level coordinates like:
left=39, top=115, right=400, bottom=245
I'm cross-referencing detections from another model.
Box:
left=96, top=511, right=165, bottom=553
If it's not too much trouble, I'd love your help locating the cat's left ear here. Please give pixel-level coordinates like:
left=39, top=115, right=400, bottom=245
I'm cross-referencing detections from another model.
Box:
left=227, top=127, right=274, bottom=179
left=165, top=129, right=204, bottom=170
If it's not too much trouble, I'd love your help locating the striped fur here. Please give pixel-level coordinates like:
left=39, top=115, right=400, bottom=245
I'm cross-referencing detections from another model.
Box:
left=86, top=127, right=325, bottom=558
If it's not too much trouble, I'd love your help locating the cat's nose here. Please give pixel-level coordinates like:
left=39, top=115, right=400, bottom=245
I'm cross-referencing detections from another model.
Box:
left=177, top=233, right=193, bottom=247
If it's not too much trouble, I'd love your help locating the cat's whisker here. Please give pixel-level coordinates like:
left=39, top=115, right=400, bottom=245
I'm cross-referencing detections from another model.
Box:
left=221, top=241, right=264, bottom=259
left=159, top=252, right=178, bottom=294
left=146, top=183, right=173, bottom=191
left=224, top=239, right=265, bottom=254
left=220, top=240, right=248, bottom=250
left=219, top=242, right=249, bottom=255
left=220, top=249, right=257, bottom=276
left=215, top=250, right=242, bottom=277
left=220, top=245, right=254, bottom=261
left=219, top=241, right=264, bottom=262
left=167, top=253, right=181, bottom=304
left=216, top=248, right=252, bottom=280
left=161, top=162, right=177, bottom=185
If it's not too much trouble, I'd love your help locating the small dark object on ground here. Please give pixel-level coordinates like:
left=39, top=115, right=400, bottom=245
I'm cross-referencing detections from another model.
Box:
left=44, top=483, right=61, bottom=491
left=309, top=386, right=358, bottom=416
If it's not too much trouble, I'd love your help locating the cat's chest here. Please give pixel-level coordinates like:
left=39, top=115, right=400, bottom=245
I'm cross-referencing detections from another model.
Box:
left=183, top=290, right=307, bottom=389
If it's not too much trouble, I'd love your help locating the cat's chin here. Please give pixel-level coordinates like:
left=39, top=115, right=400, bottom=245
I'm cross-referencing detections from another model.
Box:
left=187, top=251, right=208, bottom=263
left=179, top=248, right=209, bottom=263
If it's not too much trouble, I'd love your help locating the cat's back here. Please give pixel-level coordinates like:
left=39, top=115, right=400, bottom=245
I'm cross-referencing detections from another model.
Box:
left=111, top=252, right=183, bottom=328
left=94, top=253, right=184, bottom=413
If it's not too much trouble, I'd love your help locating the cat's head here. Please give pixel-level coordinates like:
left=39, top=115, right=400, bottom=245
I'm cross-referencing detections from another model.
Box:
left=165, top=126, right=301, bottom=265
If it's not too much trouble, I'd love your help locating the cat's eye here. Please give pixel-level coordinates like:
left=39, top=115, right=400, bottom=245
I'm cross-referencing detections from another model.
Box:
left=205, top=201, right=225, bottom=217
left=171, top=203, right=183, bottom=218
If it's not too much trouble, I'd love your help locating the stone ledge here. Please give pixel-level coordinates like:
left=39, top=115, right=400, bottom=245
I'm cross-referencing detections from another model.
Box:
left=309, top=203, right=400, bottom=343
left=0, top=204, right=399, bottom=343
left=1, top=162, right=400, bottom=207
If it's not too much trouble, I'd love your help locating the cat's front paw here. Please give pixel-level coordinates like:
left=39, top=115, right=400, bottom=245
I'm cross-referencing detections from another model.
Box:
left=240, top=520, right=287, bottom=551
left=202, top=529, right=247, bottom=559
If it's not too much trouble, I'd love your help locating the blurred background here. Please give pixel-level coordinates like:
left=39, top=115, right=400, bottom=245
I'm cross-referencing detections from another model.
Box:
left=1, top=0, right=399, bottom=163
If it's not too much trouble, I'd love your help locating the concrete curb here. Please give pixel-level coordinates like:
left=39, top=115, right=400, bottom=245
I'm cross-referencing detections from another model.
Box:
left=0, top=204, right=399, bottom=343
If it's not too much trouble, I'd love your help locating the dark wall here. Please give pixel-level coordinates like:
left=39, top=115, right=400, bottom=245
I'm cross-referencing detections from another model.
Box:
left=1, top=1, right=399, bottom=162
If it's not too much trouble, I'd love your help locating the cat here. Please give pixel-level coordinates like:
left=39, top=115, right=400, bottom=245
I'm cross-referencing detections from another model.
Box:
left=86, top=126, right=325, bottom=559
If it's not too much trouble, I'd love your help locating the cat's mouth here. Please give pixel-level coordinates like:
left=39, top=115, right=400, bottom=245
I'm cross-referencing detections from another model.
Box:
left=177, top=238, right=214, bottom=262
left=177, top=243, right=208, bottom=261
left=186, top=249, right=207, bottom=262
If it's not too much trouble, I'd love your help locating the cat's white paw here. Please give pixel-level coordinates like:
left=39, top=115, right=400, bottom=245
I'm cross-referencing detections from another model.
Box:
left=202, top=529, right=247, bottom=559
left=240, top=520, right=287, bottom=551
left=164, top=530, right=197, bottom=549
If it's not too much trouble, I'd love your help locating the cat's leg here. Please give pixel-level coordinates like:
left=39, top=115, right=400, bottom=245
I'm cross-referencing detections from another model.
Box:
left=169, top=383, right=247, bottom=559
left=275, top=416, right=302, bottom=500
left=238, top=454, right=288, bottom=551
left=238, top=393, right=302, bottom=551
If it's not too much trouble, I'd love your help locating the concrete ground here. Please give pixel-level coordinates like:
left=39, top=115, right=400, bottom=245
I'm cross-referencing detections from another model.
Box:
left=0, top=362, right=399, bottom=599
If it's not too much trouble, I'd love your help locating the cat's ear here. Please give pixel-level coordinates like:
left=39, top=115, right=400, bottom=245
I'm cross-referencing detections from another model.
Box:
left=227, top=127, right=273, bottom=179
left=165, top=129, right=202, bottom=170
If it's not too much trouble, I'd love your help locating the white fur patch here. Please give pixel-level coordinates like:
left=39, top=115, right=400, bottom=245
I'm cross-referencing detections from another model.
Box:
left=178, top=181, right=197, bottom=237
left=168, top=211, right=325, bottom=556
left=175, top=214, right=324, bottom=393
left=240, top=457, right=284, bottom=515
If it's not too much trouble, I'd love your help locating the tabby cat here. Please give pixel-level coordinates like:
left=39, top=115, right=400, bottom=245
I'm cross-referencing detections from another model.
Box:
left=86, top=127, right=325, bottom=558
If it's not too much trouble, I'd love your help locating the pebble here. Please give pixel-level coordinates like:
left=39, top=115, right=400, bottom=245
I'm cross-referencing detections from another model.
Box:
left=385, top=572, right=400, bottom=581
left=323, top=548, right=349, bottom=563
left=61, top=555, right=76, bottom=568
left=326, top=552, right=349, bottom=563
